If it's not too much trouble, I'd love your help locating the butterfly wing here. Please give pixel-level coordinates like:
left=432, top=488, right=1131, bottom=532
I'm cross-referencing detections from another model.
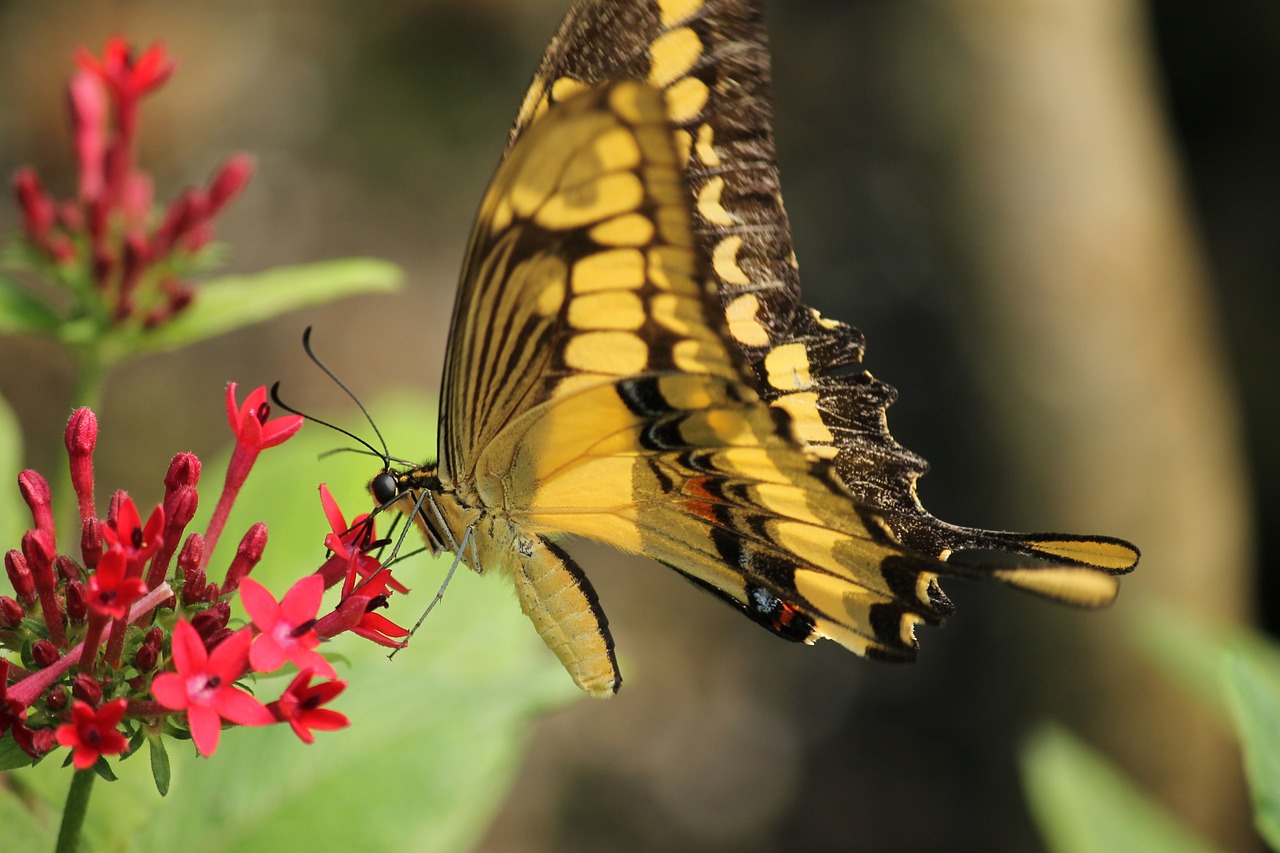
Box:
left=504, top=0, right=1140, bottom=576
left=436, top=80, right=1128, bottom=694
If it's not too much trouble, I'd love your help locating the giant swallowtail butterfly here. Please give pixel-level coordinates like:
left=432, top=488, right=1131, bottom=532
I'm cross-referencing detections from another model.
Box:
left=374, top=0, right=1139, bottom=697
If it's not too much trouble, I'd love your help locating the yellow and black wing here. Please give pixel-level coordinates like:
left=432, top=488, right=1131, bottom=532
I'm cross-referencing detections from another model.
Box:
left=503, top=0, right=1140, bottom=580
left=433, top=75, right=1131, bottom=688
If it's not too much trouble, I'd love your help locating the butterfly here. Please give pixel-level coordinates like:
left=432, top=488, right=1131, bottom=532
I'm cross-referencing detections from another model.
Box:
left=373, top=0, right=1139, bottom=697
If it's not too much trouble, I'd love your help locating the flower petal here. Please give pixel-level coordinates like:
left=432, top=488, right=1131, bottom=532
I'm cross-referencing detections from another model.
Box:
left=169, top=619, right=208, bottom=675
left=318, top=484, right=347, bottom=537
left=249, top=636, right=287, bottom=673
left=207, top=627, right=252, bottom=681
left=299, top=707, right=349, bottom=733
left=213, top=687, right=273, bottom=727
left=150, top=672, right=189, bottom=710
left=238, top=577, right=282, bottom=629
left=225, top=382, right=241, bottom=433
left=187, top=705, right=222, bottom=756
left=290, top=648, right=336, bottom=680
left=279, top=574, right=324, bottom=623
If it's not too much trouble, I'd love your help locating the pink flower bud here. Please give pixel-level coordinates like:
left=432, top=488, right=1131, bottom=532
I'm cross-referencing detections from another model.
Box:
left=191, top=601, right=230, bottom=639
left=65, top=409, right=98, bottom=522
left=205, top=153, right=253, bottom=215
left=222, top=522, right=267, bottom=594
left=134, top=642, right=157, bottom=672
left=32, top=639, right=60, bottom=668
left=4, top=550, right=35, bottom=606
left=65, top=580, right=88, bottom=624
left=164, top=452, right=201, bottom=491
left=151, top=187, right=206, bottom=256
left=13, top=168, right=56, bottom=247
left=80, top=517, right=103, bottom=571
left=46, top=688, right=69, bottom=712
left=55, top=555, right=82, bottom=582
left=17, top=471, right=55, bottom=548
left=71, top=672, right=103, bottom=706
left=163, top=485, right=199, bottom=532
left=22, top=530, right=56, bottom=595
left=0, top=596, right=23, bottom=627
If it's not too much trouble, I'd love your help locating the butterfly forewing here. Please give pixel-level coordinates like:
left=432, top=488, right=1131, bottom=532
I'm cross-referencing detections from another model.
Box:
left=503, top=0, right=1139, bottom=581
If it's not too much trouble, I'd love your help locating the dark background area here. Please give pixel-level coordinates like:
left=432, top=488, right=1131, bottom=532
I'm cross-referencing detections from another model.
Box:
left=0, top=1, right=1274, bottom=850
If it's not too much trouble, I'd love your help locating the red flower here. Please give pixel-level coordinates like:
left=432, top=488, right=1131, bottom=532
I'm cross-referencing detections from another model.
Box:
left=319, top=484, right=407, bottom=595
left=85, top=549, right=147, bottom=619
left=241, top=576, right=336, bottom=679
left=268, top=670, right=349, bottom=744
left=75, top=37, right=175, bottom=105
left=101, top=494, right=164, bottom=566
left=344, top=570, right=411, bottom=649
left=150, top=621, right=272, bottom=756
left=226, top=384, right=303, bottom=452
left=55, top=699, right=128, bottom=769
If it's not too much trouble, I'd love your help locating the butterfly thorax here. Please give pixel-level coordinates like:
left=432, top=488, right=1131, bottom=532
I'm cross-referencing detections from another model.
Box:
left=383, top=464, right=483, bottom=565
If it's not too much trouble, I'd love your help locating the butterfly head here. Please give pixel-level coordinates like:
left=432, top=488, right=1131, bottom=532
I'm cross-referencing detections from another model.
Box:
left=369, top=462, right=454, bottom=558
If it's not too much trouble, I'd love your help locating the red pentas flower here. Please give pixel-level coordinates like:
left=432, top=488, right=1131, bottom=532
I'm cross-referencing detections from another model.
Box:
left=318, top=483, right=407, bottom=595
left=9, top=37, right=252, bottom=329
left=202, top=384, right=304, bottom=567
left=150, top=622, right=273, bottom=757
left=76, top=37, right=175, bottom=107
left=101, top=494, right=164, bottom=566
left=85, top=549, right=146, bottom=619
left=226, top=383, right=304, bottom=453
left=241, top=576, right=336, bottom=680
left=268, top=670, right=350, bottom=745
left=55, top=699, right=129, bottom=769
left=0, top=389, right=383, bottom=777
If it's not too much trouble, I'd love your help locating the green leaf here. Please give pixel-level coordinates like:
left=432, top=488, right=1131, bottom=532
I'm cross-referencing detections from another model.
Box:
left=1130, top=600, right=1237, bottom=722
left=1223, top=650, right=1280, bottom=847
left=1021, top=725, right=1222, bottom=853
left=102, top=258, right=402, bottom=358
left=0, top=274, right=62, bottom=337
left=0, top=736, right=37, bottom=771
left=148, top=737, right=171, bottom=798
left=91, top=759, right=118, bottom=783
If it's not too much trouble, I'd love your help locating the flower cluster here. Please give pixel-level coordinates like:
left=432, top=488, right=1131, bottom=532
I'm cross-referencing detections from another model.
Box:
left=11, top=37, right=252, bottom=328
left=0, top=385, right=412, bottom=772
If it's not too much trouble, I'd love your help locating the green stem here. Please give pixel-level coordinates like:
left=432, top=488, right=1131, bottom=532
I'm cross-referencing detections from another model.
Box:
left=71, top=342, right=109, bottom=413
left=55, top=768, right=95, bottom=853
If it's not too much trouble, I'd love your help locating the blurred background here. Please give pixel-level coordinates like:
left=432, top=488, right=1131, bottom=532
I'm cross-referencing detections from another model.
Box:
left=0, top=0, right=1274, bottom=850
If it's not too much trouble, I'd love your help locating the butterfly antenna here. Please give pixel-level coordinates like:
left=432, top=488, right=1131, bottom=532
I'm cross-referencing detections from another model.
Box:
left=301, top=326, right=391, bottom=462
left=270, top=381, right=386, bottom=463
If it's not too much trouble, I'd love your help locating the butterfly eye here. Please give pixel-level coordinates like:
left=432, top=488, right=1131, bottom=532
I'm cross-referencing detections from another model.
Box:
left=370, top=471, right=400, bottom=507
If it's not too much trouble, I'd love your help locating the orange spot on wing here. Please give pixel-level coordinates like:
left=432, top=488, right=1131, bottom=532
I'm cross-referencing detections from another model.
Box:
left=682, top=476, right=724, bottom=525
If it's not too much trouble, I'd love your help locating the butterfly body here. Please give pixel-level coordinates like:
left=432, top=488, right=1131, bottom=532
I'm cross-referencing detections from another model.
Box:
left=381, top=1, right=1138, bottom=698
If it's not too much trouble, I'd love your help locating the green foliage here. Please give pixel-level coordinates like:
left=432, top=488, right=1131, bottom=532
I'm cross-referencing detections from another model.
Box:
left=104, top=259, right=401, bottom=360
left=1022, top=605, right=1280, bottom=852
left=0, top=273, right=63, bottom=337
left=1224, top=650, right=1280, bottom=846
left=1021, top=726, right=1220, bottom=853
left=0, top=395, right=581, bottom=852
